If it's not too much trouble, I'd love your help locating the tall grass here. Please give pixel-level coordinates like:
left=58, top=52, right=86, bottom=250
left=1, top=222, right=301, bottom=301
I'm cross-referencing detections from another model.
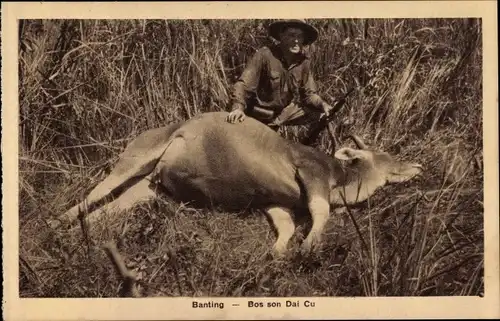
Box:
left=19, top=18, right=483, bottom=297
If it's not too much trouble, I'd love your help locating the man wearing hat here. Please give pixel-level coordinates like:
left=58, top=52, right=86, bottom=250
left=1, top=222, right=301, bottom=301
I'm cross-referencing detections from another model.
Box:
left=226, top=19, right=335, bottom=135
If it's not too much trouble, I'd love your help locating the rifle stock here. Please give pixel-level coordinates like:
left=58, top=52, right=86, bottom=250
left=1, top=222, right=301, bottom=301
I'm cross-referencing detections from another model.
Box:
left=301, top=87, right=355, bottom=147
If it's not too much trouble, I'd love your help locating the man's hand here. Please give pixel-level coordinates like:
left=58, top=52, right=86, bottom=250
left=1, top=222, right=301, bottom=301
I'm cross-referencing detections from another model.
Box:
left=321, top=102, right=335, bottom=118
left=226, top=106, right=246, bottom=123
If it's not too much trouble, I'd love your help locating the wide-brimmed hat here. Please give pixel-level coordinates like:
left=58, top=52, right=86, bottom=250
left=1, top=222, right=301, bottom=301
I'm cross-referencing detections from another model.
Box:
left=268, top=19, right=319, bottom=45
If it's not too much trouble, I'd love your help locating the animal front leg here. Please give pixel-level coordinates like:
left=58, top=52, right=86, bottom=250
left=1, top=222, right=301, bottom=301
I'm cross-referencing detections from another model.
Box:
left=301, top=196, right=330, bottom=254
left=264, top=206, right=296, bottom=257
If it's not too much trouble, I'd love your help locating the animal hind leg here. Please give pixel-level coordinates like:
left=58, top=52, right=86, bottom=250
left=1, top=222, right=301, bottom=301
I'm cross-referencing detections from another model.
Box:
left=52, top=170, right=147, bottom=228
left=264, top=206, right=296, bottom=257
left=52, top=125, right=184, bottom=229
left=84, top=177, right=159, bottom=226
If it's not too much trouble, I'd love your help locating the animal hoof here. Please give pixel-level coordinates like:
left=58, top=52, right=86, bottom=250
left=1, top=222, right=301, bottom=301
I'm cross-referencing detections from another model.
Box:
left=271, top=246, right=287, bottom=259
left=300, top=240, right=322, bottom=257
left=300, top=244, right=312, bottom=256
left=46, top=219, right=62, bottom=230
left=267, top=251, right=284, bottom=262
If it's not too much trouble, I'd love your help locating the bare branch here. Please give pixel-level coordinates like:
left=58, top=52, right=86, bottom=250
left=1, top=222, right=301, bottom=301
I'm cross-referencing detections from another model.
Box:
left=103, top=242, right=141, bottom=298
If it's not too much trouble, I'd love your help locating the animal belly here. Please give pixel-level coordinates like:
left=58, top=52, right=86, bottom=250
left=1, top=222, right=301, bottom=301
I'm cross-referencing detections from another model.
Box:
left=184, top=176, right=267, bottom=209
left=160, top=166, right=300, bottom=210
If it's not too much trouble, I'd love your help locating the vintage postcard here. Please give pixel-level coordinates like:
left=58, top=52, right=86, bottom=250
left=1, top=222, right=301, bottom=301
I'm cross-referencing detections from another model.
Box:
left=3, top=1, right=499, bottom=320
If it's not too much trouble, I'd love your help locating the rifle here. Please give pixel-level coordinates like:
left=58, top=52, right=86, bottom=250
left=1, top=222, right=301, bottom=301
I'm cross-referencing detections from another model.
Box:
left=301, top=86, right=355, bottom=147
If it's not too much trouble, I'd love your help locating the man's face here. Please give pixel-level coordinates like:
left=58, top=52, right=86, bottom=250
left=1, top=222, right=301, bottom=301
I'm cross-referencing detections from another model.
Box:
left=279, top=27, right=305, bottom=54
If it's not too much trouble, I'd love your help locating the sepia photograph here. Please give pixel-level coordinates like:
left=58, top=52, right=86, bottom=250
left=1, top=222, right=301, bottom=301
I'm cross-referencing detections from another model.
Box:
left=4, top=1, right=499, bottom=320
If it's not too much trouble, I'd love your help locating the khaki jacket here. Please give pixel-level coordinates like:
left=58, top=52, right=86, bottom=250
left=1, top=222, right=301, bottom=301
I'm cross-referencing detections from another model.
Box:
left=230, top=45, right=326, bottom=121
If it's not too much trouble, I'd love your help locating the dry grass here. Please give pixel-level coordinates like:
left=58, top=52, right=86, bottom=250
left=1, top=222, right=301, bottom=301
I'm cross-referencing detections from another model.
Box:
left=19, top=18, right=483, bottom=297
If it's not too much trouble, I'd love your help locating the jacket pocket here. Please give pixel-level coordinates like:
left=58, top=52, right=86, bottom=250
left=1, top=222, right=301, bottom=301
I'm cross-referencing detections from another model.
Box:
left=269, top=71, right=281, bottom=90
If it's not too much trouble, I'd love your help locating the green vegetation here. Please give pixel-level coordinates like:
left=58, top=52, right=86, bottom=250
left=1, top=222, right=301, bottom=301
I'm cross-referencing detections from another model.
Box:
left=19, top=18, right=483, bottom=297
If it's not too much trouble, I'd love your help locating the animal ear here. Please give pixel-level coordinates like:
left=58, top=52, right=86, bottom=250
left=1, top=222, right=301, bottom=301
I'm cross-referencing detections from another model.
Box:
left=334, top=147, right=365, bottom=161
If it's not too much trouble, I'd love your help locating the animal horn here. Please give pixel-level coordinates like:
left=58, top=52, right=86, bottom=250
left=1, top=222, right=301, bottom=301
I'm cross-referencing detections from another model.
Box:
left=349, top=134, right=368, bottom=149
